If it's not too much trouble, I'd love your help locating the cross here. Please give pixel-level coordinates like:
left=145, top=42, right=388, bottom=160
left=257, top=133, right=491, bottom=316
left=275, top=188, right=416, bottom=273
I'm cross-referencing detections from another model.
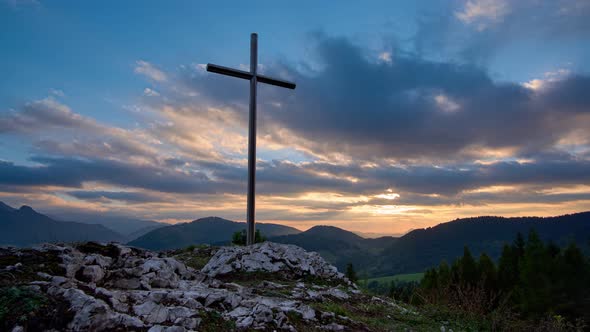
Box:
left=206, top=33, right=296, bottom=245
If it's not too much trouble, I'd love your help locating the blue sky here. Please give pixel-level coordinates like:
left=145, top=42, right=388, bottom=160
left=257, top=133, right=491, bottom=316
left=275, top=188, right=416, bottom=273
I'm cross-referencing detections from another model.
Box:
left=1, top=0, right=590, bottom=233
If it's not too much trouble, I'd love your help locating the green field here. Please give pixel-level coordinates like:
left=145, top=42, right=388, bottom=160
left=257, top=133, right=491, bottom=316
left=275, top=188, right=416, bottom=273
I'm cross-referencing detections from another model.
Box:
left=365, top=272, right=424, bottom=284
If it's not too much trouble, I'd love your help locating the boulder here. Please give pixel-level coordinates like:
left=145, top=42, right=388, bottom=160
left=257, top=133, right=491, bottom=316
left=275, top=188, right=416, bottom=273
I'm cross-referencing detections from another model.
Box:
left=202, top=242, right=348, bottom=282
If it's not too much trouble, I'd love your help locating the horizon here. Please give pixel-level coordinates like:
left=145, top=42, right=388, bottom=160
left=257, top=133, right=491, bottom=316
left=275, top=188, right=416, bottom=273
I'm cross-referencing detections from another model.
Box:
left=2, top=0, right=590, bottom=235
left=2, top=199, right=589, bottom=238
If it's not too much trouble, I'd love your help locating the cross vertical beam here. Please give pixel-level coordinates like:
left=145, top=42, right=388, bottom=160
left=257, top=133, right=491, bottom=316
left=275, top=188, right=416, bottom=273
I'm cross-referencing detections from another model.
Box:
left=206, top=33, right=296, bottom=246
left=246, top=33, right=258, bottom=246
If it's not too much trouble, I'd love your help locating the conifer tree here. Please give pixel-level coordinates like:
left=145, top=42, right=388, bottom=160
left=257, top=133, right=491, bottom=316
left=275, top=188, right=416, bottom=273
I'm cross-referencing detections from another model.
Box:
left=345, top=263, right=358, bottom=283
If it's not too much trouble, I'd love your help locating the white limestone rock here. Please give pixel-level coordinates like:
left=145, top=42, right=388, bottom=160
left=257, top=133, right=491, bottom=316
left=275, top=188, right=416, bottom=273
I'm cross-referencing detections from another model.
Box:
left=202, top=242, right=348, bottom=282
left=3, top=241, right=366, bottom=331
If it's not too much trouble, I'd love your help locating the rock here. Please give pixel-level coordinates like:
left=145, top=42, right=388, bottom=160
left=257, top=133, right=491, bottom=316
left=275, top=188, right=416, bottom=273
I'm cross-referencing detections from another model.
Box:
left=324, top=322, right=346, bottom=331
left=202, top=242, right=349, bottom=282
left=2, top=241, right=360, bottom=331
left=326, top=287, right=349, bottom=300
left=79, top=265, right=105, bottom=283
left=114, top=278, right=141, bottom=289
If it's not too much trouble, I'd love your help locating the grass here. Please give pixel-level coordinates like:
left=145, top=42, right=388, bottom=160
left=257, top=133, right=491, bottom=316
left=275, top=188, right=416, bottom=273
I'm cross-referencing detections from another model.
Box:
left=0, top=286, right=48, bottom=325
left=199, top=310, right=237, bottom=332
left=311, top=297, right=447, bottom=331
left=365, top=272, right=424, bottom=284
left=0, top=249, right=65, bottom=287
left=169, top=244, right=217, bottom=270
left=0, top=286, right=74, bottom=331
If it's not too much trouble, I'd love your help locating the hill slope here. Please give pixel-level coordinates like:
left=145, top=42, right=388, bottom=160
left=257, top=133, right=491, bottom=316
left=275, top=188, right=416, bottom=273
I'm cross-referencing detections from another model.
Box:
left=0, top=202, right=124, bottom=246
left=128, top=217, right=301, bottom=250
left=371, top=212, right=590, bottom=276
left=270, top=225, right=397, bottom=271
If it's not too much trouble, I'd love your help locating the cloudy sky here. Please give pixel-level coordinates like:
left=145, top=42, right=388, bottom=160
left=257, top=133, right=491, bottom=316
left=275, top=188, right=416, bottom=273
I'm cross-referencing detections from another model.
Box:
left=1, top=0, right=590, bottom=234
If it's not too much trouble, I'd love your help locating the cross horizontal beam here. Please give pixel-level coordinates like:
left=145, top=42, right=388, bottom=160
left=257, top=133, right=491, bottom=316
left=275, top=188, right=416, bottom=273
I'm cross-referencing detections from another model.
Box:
left=206, top=63, right=296, bottom=89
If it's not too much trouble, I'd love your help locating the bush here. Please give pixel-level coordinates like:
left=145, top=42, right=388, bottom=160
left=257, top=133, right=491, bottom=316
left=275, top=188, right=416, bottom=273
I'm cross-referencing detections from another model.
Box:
left=231, top=229, right=266, bottom=245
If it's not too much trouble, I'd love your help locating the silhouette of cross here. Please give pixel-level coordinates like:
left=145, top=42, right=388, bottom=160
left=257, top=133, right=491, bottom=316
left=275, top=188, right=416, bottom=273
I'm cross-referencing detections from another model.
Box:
left=207, top=33, right=296, bottom=245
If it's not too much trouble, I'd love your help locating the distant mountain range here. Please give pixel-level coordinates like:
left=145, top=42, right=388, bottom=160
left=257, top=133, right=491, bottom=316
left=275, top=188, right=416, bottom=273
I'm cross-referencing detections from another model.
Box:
left=47, top=211, right=164, bottom=241
left=2, top=200, right=589, bottom=277
left=271, top=212, right=590, bottom=275
left=128, top=217, right=301, bottom=250
left=129, top=211, right=590, bottom=275
left=0, top=202, right=124, bottom=246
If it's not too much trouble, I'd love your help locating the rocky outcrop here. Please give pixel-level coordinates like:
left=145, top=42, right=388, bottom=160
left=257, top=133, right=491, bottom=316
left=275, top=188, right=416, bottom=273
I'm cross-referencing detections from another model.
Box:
left=1, top=242, right=413, bottom=331
left=202, top=242, right=347, bottom=282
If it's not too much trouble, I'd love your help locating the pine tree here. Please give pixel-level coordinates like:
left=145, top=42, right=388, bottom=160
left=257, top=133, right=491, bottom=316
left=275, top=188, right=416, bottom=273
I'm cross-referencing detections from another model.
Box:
left=459, top=246, right=478, bottom=286
left=519, top=229, right=552, bottom=316
left=557, top=243, right=590, bottom=319
left=497, top=243, right=519, bottom=295
left=345, top=263, right=358, bottom=283
left=437, top=260, right=451, bottom=288
left=514, top=232, right=525, bottom=258
left=478, top=253, right=497, bottom=292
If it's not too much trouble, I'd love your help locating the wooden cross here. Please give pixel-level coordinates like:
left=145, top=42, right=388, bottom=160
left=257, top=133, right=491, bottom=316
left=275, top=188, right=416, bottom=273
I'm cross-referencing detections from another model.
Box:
left=206, top=33, right=296, bottom=245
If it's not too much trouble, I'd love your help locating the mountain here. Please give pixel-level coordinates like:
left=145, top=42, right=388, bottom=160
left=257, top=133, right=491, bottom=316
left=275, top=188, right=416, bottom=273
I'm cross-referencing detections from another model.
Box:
left=371, top=212, right=590, bottom=276
left=270, top=212, right=590, bottom=276
left=48, top=211, right=164, bottom=239
left=0, top=202, right=124, bottom=247
left=270, top=225, right=396, bottom=271
left=128, top=217, right=301, bottom=250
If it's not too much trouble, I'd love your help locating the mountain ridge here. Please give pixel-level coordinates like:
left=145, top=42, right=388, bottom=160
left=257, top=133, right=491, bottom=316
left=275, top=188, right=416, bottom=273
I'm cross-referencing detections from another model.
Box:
left=128, top=216, right=301, bottom=250
left=0, top=202, right=125, bottom=247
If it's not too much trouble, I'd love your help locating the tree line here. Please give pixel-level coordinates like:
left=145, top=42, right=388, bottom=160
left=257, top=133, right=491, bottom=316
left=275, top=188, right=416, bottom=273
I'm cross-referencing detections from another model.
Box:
left=362, top=230, right=590, bottom=330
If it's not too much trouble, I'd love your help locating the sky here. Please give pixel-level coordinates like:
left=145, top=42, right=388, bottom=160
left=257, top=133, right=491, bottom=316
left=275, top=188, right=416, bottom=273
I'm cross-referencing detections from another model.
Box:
left=1, top=0, right=590, bottom=235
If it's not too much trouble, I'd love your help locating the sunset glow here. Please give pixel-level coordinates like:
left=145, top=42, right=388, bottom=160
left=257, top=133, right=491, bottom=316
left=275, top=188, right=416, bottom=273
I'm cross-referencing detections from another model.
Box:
left=1, top=0, right=589, bottom=236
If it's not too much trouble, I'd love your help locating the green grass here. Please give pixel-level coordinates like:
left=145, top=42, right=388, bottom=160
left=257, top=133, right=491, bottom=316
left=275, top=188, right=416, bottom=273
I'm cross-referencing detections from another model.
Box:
left=0, top=286, right=48, bottom=329
left=366, top=272, right=424, bottom=284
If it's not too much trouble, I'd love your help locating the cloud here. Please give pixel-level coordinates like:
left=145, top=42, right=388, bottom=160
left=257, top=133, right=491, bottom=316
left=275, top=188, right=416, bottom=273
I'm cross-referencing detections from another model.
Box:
left=0, top=157, right=220, bottom=194
left=455, top=0, right=510, bottom=31
left=134, top=60, right=167, bottom=82
left=1, top=31, right=589, bottom=230
left=176, top=35, right=589, bottom=163
left=0, top=97, right=100, bottom=134
left=143, top=88, right=160, bottom=97
left=65, top=190, right=160, bottom=204
left=49, top=88, right=65, bottom=97
left=522, top=69, right=571, bottom=91
left=412, top=0, right=590, bottom=64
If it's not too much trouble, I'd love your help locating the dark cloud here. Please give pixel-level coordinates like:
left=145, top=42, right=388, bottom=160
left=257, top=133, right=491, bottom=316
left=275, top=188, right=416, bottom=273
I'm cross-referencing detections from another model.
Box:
left=1, top=151, right=589, bottom=208
left=1, top=28, right=589, bottom=216
left=180, top=35, right=589, bottom=162
left=0, top=157, right=221, bottom=194
left=65, top=190, right=159, bottom=204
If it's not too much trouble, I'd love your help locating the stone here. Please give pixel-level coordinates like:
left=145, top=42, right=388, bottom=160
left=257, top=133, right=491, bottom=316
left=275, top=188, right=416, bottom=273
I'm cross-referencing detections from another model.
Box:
left=326, top=287, right=349, bottom=300
left=324, top=322, right=346, bottom=331
left=114, top=278, right=141, bottom=290
left=202, top=242, right=350, bottom=283
left=133, top=301, right=169, bottom=324
left=3, top=242, right=361, bottom=331
left=80, top=265, right=105, bottom=283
